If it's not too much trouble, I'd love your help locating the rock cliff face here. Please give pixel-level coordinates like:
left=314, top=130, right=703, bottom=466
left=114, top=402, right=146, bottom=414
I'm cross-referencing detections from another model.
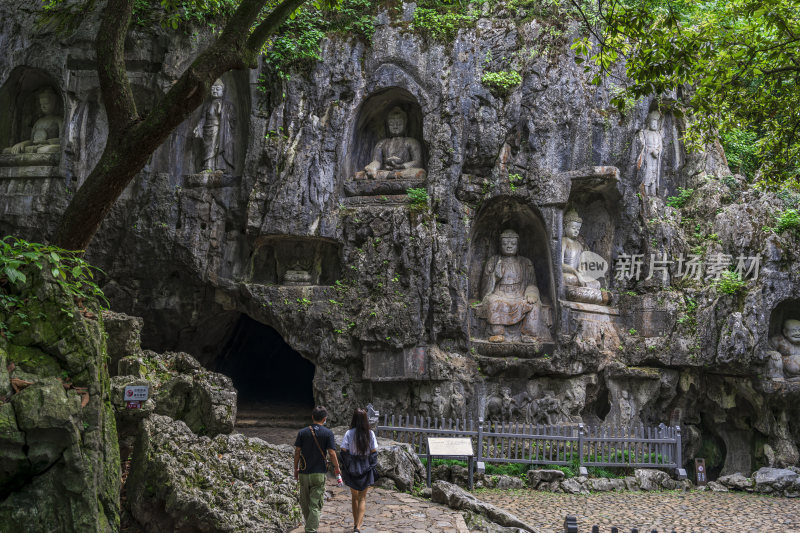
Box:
left=2, top=0, right=800, bottom=479
left=0, top=268, right=119, bottom=532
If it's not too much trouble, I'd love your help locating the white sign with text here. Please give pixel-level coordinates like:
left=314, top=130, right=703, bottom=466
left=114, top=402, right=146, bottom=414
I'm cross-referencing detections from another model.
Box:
left=427, top=437, right=474, bottom=456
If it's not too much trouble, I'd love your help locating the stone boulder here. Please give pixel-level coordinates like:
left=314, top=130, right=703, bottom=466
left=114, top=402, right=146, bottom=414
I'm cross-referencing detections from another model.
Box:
left=431, top=480, right=538, bottom=532
left=718, top=472, right=754, bottom=491
left=527, top=469, right=565, bottom=488
left=634, top=468, right=671, bottom=491
left=0, top=265, right=119, bottom=532
left=374, top=439, right=425, bottom=491
left=112, top=350, right=237, bottom=436
left=754, top=467, right=799, bottom=494
left=126, top=414, right=299, bottom=533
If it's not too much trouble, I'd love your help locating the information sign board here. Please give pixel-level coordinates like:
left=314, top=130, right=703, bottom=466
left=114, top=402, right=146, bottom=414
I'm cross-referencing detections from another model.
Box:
left=427, top=437, right=474, bottom=457
left=695, top=458, right=707, bottom=486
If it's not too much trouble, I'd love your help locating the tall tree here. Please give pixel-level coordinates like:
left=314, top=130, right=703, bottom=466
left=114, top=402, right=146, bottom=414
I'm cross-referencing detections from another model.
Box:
left=571, top=0, right=800, bottom=187
left=44, top=0, right=327, bottom=250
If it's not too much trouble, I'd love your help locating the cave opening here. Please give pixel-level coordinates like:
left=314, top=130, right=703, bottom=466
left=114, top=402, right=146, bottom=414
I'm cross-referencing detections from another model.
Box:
left=213, top=314, right=315, bottom=427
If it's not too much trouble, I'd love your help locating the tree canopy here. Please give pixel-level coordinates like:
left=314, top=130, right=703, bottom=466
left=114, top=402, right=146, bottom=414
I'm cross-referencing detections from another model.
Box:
left=571, top=0, right=800, bottom=187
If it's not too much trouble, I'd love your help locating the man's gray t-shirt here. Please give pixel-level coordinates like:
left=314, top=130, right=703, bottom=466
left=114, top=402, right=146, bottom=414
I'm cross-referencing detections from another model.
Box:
left=295, top=424, right=336, bottom=474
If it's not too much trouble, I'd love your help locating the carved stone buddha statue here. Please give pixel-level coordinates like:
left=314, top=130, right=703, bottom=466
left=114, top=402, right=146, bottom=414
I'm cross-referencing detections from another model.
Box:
left=193, top=78, right=236, bottom=173
left=769, top=319, right=800, bottom=381
left=357, top=107, right=425, bottom=180
left=561, top=209, right=608, bottom=305
left=3, top=88, right=62, bottom=155
left=477, top=229, right=551, bottom=343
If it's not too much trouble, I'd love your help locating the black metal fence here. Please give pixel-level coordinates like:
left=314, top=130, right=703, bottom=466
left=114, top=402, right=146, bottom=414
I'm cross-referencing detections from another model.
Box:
left=564, top=515, right=676, bottom=533
left=377, top=415, right=684, bottom=475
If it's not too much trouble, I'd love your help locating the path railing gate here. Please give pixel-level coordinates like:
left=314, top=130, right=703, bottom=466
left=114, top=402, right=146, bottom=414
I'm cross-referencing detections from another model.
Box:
left=377, top=416, right=686, bottom=478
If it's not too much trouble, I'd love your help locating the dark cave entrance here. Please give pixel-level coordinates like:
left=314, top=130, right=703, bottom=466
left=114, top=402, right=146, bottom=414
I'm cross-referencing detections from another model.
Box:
left=213, top=315, right=315, bottom=417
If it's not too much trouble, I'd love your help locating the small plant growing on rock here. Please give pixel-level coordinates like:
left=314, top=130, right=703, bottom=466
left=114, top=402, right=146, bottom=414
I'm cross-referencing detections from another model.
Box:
left=665, top=187, right=694, bottom=209
left=775, top=208, right=800, bottom=234
left=715, top=270, right=747, bottom=295
left=481, top=71, right=522, bottom=97
left=407, top=187, right=429, bottom=211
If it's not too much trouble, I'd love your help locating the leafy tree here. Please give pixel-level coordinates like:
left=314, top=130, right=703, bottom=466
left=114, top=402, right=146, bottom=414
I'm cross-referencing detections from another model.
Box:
left=570, top=0, right=800, bottom=187
left=40, top=0, right=338, bottom=250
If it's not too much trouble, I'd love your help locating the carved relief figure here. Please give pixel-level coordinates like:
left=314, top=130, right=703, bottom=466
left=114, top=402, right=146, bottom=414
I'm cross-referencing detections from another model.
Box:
left=451, top=384, right=467, bottom=421
left=431, top=386, right=447, bottom=419
left=3, top=88, right=61, bottom=155
left=478, top=229, right=550, bottom=343
left=637, top=110, right=663, bottom=196
left=769, top=319, right=800, bottom=380
left=193, top=79, right=236, bottom=173
left=360, top=107, right=424, bottom=180
left=486, top=387, right=514, bottom=420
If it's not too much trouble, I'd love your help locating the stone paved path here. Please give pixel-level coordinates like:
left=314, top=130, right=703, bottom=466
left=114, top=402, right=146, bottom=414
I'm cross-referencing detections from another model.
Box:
left=289, top=477, right=469, bottom=533
left=478, top=488, right=800, bottom=533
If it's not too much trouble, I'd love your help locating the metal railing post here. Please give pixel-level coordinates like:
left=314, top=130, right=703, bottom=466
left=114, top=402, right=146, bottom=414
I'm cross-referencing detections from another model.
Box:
left=675, top=425, right=687, bottom=479
left=476, top=418, right=485, bottom=473
left=577, top=423, right=588, bottom=476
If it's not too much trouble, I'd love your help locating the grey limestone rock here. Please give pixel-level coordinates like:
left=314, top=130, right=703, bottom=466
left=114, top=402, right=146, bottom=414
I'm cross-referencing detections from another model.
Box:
left=126, top=414, right=299, bottom=533
left=527, top=469, right=565, bottom=488
left=754, top=467, right=799, bottom=494
left=718, top=472, right=754, bottom=491
left=112, top=350, right=237, bottom=437
left=374, top=439, right=425, bottom=491
left=101, top=310, right=143, bottom=376
left=634, top=469, right=671, bottom=491
left=431, top=480, right=538, bottom=533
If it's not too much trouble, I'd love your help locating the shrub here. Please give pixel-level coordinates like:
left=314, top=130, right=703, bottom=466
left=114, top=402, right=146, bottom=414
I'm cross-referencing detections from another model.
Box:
left=715, top=270, right=747, bottom=295
left=481, top=71, right=523, bottom=97
left=775, top=208, right=800, bottom=234
left=407, top=187, right=429, bottom=210
left=665, top=187, right=694, bottom=209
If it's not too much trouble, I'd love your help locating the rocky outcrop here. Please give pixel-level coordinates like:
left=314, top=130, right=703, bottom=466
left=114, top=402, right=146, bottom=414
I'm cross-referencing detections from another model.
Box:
left=2, top=0, right=800, bottom=479
left=0, top=267, right=119, bottom=532
left=112, top=349, right=237, bottom=437
left=374, top=440, right=426, bottom=491
left=716, top=467, right=800, bottom=497
left=126, top=414, right=299, bottom=533
left=431, top=480, right=538, bottom=532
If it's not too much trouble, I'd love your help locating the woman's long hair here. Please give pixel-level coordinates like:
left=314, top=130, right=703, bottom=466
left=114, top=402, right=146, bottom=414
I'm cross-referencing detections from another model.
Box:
left=350, top=408, right=371, bottom=455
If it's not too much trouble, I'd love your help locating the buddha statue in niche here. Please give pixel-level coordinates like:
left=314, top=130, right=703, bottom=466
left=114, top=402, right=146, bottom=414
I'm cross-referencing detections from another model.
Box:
left=3, top=87, right=62, bottom=155
left=359, top=107, right=425, bottom=180
left=561, top=209, right=608, bottom=305
left=478, top=229, right=550, bottom=343
left=282, top=242, right=313, bottom=285
left=769, top=318, right=800, bottom=381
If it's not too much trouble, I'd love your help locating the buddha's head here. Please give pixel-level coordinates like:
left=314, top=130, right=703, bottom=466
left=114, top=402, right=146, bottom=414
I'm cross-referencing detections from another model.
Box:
left=38, top=88, right=57, bottom=115
left=647, top=110, right=662, bottom=131
left=385, top=107, right=407, bottom=137
left=563, top=209, right=582, bottom=240
left=499, top=229, right=519, bottom=256
left=783, top=319, right=800, bottom=345
left=211, top=78, right=225, bottom=99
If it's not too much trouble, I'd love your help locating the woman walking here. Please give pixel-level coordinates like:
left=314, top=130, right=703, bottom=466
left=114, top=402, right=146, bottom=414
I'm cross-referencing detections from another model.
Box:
left=340, top=408, right=378, bottom=533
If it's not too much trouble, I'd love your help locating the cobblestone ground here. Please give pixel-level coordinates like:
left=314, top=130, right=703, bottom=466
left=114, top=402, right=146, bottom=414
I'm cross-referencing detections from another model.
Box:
left=289, top=477, right=469, bottom=533
left=478, top=488, right=800, bottom=533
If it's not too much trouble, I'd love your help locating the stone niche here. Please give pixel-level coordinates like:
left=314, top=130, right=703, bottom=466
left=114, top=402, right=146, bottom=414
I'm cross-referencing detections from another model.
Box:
left=467, top=197, right=555, bottom=357
left=343, top=87, right=426, bottom=198
left=764, top=299, right=800, bottom=383
left=248, top=236, right=341, bottom=286
left=558, top=167, right=623, bottom=352
left=149, top=71, right=249, bottom=181
left=0, top=66, right=64, bottom=178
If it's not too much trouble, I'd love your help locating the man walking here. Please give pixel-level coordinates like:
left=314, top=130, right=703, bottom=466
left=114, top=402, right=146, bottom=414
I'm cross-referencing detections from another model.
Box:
left=294, top=406, right=341, bottom=533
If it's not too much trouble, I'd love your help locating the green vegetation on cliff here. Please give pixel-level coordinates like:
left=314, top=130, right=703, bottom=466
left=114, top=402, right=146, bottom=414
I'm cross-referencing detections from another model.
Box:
left=572, top=0, right=800, bottom=187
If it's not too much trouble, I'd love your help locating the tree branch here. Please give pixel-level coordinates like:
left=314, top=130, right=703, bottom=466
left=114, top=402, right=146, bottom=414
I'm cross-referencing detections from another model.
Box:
left=96, top=0, right=138, bottom=137
left=247, top=0, right=309, bottom=55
